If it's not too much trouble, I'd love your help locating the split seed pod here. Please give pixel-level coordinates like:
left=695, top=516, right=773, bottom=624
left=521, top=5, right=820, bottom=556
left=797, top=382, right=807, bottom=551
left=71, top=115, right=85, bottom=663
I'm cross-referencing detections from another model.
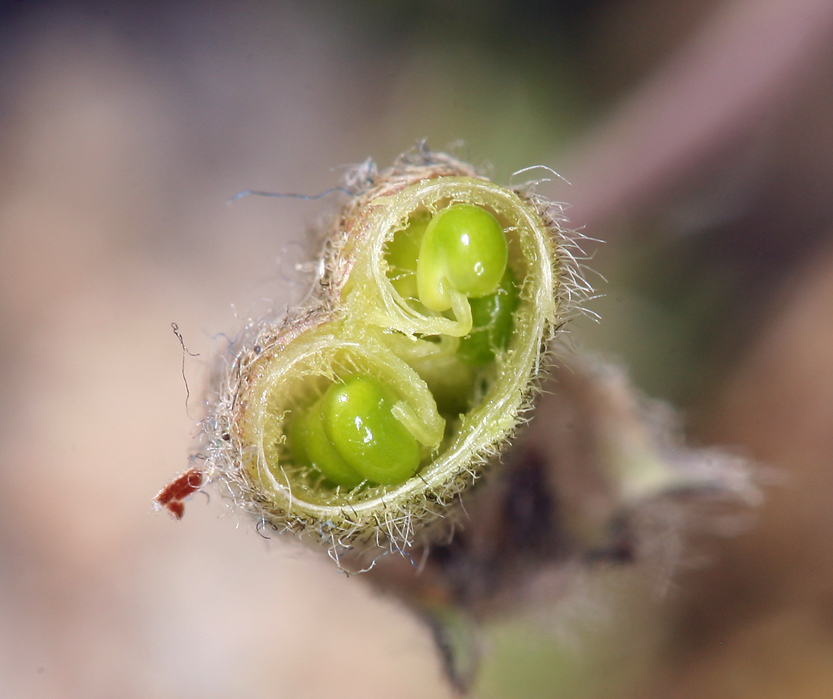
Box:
left=168, top=150, right=578, bottom=564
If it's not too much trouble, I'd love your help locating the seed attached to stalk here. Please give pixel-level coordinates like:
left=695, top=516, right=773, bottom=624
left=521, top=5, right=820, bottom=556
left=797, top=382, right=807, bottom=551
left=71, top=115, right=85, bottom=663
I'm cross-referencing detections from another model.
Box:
left=288, top=375, right=423, bottom=489
left=416, top=204, right=509, bottom=313
left=319, top=375, right=421, bottom=485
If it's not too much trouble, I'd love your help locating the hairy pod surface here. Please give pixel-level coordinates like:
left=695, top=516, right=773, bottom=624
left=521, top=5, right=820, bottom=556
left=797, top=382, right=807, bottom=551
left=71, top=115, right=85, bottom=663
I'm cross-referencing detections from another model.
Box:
left=184, top=150, right=578, bottom=565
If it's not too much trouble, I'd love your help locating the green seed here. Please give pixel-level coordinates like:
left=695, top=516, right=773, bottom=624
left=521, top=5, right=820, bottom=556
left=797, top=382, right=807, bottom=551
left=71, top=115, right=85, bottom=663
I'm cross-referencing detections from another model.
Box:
left=386, top=212, right=430, bottom=300
left=288, top=398, right=364, bottom=489
left=457, top=268, right=520, bottom=366
left=416, top=204, right=508, bottom=312
left=321, top=375, right=421, bottom=485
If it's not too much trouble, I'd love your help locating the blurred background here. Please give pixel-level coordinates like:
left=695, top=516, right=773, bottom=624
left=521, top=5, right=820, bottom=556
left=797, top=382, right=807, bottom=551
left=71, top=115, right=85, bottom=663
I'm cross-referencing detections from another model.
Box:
left=2, top=0, right=833, bottom=697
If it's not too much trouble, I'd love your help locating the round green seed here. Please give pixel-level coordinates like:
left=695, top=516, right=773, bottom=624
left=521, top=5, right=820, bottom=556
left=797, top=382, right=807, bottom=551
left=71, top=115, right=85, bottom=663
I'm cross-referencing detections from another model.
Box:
left=416, top=204, right=508, bottom=312
left=457, top=268, right=520, bottom=366
left=287, top=398, right=364, bottom=489
left=321, top=375, right=421, bottom=485
left=386, top=212, right=430, bottom=300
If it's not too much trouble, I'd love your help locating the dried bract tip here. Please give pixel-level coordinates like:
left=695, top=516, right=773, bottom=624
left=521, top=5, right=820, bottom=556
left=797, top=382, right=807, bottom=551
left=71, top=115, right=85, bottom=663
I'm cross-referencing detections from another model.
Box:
left=154, top=468, right=204, bottom=520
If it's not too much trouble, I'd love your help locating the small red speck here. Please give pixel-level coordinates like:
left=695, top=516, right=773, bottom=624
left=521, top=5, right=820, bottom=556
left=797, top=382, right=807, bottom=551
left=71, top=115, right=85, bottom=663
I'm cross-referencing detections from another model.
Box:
left=155, top=468, right=203, bottom=519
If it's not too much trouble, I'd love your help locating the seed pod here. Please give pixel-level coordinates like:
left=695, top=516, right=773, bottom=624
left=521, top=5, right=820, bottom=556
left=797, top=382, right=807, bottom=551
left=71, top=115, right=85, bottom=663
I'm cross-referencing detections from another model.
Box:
left=169, top=149, right=582, bottom=566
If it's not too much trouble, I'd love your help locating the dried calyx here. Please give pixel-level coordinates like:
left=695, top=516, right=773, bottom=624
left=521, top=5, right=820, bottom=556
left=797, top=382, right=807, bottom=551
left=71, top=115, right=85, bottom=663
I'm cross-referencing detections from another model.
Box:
left=179, top=150, right=577, bottom=564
